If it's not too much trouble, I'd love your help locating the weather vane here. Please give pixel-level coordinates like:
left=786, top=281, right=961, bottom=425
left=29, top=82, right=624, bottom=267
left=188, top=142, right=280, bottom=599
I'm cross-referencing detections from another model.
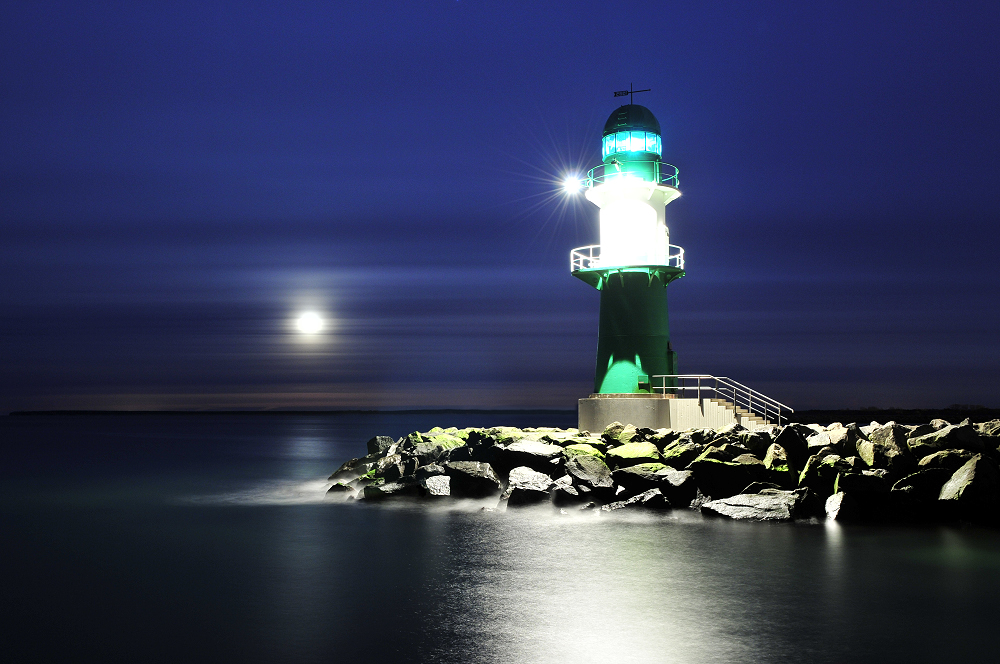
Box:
left=613, top=83, right=651, bottom=105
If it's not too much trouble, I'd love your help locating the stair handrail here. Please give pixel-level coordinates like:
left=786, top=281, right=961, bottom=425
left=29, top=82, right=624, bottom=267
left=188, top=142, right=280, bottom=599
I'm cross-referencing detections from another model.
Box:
left=649, top=374, right=794, bottom=426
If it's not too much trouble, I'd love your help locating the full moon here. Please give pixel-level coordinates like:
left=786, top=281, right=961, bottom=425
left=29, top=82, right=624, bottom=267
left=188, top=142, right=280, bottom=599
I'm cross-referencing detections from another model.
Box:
left=296, top=312, right=324, bottom=334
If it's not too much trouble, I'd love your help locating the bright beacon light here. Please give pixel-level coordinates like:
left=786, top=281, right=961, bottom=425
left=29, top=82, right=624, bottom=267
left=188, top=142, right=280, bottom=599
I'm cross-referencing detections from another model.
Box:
left=563, top=176, right=583, bottom=194
left=296, top=312, right=324, bottom=334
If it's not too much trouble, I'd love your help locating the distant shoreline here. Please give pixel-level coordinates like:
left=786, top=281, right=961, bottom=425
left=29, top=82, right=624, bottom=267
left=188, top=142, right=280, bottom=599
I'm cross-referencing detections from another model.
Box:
left=4, top=408, right=578, bottom=417
left=5, top=407, right=999, bottom=425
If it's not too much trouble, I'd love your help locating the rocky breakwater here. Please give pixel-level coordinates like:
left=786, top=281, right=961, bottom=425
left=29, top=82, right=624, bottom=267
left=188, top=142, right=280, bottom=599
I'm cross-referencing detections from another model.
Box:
left=325, top=419, right=1000, bottom=524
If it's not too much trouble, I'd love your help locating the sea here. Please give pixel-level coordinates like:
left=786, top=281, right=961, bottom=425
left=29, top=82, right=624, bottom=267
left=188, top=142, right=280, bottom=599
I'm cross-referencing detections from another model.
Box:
left=3, top=412, right=1000, bottom=663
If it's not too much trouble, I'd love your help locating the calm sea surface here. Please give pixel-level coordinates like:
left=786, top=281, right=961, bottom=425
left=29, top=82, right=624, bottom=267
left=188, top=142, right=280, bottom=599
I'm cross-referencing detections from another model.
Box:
left=3, top=412, right=1000, bottom=663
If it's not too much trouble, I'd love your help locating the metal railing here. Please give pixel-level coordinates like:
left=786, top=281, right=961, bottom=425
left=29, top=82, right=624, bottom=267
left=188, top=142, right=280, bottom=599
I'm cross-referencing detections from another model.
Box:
left=570, top=244, right=685, bottom=271
left=585, top=160, right=679, bottom=189
left=649, top=374, right=794, bottom=426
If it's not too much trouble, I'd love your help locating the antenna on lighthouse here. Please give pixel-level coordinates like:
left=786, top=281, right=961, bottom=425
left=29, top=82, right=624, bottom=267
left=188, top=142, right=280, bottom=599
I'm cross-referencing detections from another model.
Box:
left=613, top=83, right=651, bottom=105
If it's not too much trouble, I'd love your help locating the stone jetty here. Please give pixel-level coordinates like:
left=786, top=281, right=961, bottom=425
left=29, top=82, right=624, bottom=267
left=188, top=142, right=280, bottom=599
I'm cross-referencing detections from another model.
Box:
left=326, top=419, right=1000, bottom=524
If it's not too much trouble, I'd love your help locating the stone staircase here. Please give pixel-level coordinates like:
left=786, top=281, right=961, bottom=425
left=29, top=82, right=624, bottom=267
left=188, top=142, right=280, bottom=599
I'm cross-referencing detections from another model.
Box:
left=708, top=398, right=768, bottom=430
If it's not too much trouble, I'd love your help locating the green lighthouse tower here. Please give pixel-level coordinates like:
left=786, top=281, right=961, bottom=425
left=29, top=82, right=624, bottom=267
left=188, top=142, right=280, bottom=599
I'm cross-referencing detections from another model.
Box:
left=570, top=103, right=684, bottom=395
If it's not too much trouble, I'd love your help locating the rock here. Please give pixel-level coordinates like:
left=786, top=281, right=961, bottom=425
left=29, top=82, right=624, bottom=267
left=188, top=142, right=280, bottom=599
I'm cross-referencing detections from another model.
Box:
left=415, top=464, right=445, bottom=480
left=613, top=463, right=668, bottom=495
left=868, top=422, right=918, bottom=479
left=366, top=435, right=396, bottom=456
left=328, top=455, right=378, bottom=482
left=374, top=454, right=418, bottom=482
left=442, top=461, right=503, bottom=498
left=325, top=482, right=355, bottom=500
left=762, top=443, right=798, bottom=488
left=806, top=431, right=834, bottom=454
left=655, top=467, right=697, bottom=505
left=939, top=454, right=1000, bottom=504
left=692, top=445, right=735, bottom=463
left=825, top=492, right=860, bottom=521
left=412, top=434, right=467, bottom=465
left=975, top=420, right=1000, bottom=438
left=907, top=423, right=984, bottom=457
left=834, top=470, right=890, bottom=494
left=565, top=454, right=614, bottom=491
left=701, top=488, right=809, bottom=521
left=930, top=418, right=950, bottom=429
left=715, top=422, right=747, bottom=437
left=649, top=429, right=683, bottom=450
left=660, top=442, right=704, bottom=469
left=602, top=421, right=625, bottom=440
left=742, top=482, right=783, bottom=493
left=606, top=442, right=662, bottom=469
left=736, top=430, right=774, bottom=459
left=363, top=480, right=422, bottom=500
left=601, top=488, right=669, bottom=512
left=689, top=457, right=765, bottom=499
left=562, top=443, right=605, bottom=459
left=494, top=440, right=564, bottom=474
left=775, top=424, right=812, bottom=470
left=420, top=475, right=451, bottom=497
left=918, top=449, right=975, bottom=473
left=551, top=474, right=586, bottom=506
left=828, top=423, right=869, bottom=456
left=891, top=468, right=954, bottom=502
left=798, top=454, right=853, bottom=499
left=502, top=466, right=554, bottom=506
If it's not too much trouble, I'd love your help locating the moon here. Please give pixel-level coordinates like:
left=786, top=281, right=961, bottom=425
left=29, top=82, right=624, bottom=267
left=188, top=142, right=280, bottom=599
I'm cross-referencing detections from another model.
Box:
left=296, top=312, right=324, bottom=334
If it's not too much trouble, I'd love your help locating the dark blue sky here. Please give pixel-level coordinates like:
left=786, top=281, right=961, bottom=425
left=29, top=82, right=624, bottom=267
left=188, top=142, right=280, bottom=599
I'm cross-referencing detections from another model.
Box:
left=2, top=1, right=998, bottom=411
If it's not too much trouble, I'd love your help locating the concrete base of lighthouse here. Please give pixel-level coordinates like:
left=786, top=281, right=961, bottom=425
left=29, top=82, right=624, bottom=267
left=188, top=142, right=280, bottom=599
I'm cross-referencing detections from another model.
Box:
left=578, top=394, right=767, bottom=433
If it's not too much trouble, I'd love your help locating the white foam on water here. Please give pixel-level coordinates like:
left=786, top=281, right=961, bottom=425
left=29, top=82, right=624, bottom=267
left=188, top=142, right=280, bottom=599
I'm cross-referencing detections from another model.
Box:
left=183, top=478, right=333, bottom=505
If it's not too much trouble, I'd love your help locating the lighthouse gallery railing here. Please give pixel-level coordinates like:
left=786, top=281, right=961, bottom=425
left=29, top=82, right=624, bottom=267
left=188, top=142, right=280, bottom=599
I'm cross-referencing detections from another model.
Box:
left=570, top=244, right=685, bottom=271
left=584, top=160, right=680, bottom=189
left=649, top=375, right=794, bottom=426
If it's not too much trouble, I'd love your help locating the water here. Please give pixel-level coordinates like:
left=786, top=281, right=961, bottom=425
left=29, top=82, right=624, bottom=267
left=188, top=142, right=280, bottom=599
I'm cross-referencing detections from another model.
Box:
left=3, top=413, right=1000, bottom=663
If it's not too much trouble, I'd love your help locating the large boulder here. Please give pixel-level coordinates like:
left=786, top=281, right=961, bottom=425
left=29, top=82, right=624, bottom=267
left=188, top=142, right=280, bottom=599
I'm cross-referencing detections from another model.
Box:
left=600, top=488, right=669, bottom=512
left=762, top=443, right=798, bottom=488
left=564, top=453, right=614, bottom=493
left=891, top=468, right=954, bottom=502
left=660, top=442, right=704, bottom=469
left=363, top=479, right=422, bottom=501
left=562, top=443, right=605, bottom=459
left=825, top=492, right=860, bottom=521
left=419, top=475, right=451, bottom=497
left=412, top=434, right=467, bottom=465
left=328, top=454, right=379, bottom=482
left=798, top=454, right=854, bottom=499
left=502, top=466, right=554, bottom=506
left=493, top=440, right=564, bottom=475
left=613, top=463, right=668, bottom=496
left=939, top=454, right=1000, bottom=505
left=834, top=470, right=890, bottom=495
left=918, top=449, right=975, bottom=473
left=606, top=442, right=662, bottom=469
left=907, top=423, right=984, bottom=457
left=366, top=435, right=397, bottom=456
left=975, top=420, right=1000, bottom=438
left=689, top=457, right=766, bottom=499
left=772, top=426, right=810, bottom=470
left=826, top=423, right=868, bottom=456
left=867, top=422, right=918, bottom=479
left=442, top=461, right=503, bottom=498
left=551, top=475, right=587, bottom=506
left=656, top=467, right=697, bottom=506
left=701, top=488, right=810, bottom=521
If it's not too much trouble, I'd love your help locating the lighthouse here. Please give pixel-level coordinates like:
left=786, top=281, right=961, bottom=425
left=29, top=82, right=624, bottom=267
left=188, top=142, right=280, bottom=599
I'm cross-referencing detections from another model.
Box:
left=570, top=102, right=691, bottom=431
left=572, top=103, right=683, bottom=389
left=570, top=100, right=793, bottom=432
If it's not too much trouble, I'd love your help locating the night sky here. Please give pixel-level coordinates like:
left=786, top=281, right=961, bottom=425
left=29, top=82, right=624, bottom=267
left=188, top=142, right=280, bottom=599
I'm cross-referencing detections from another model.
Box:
left=2, top=1, right=998, bottom=412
